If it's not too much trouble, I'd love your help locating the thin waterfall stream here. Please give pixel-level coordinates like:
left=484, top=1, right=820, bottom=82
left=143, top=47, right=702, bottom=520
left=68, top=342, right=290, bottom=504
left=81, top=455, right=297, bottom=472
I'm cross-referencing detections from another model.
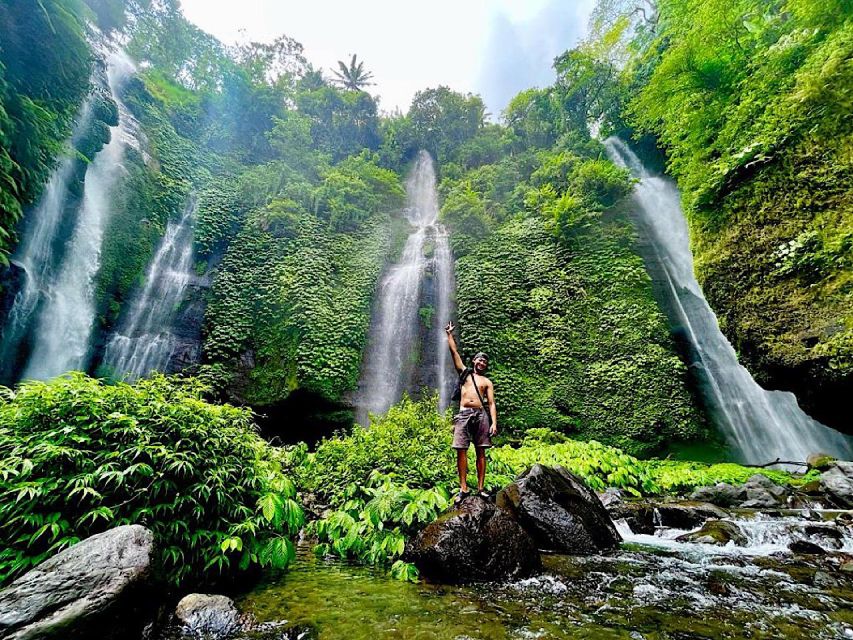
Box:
left=605, top=137, right=852, bottom=463
left=20, top=50, right=138, bottom=381
left=101, top=197, right=197, bottom=380
left=358, top=151, right=454, bottom=420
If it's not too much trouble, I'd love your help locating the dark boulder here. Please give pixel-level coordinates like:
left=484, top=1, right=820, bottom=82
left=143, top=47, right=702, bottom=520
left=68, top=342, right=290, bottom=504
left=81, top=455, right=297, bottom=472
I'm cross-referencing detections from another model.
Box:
left=496, top=464, right=621, bottom=554
left=0, top=525, right=155, bottom=640
left=651, top=502, right=729, bottom=530
left=788, top=539, right=826, bottom=555
left=406, top=496, right=540, bottom=584
left=740, top=474, right=788, bottom=509
left=605, top=501, right=655, bottom=535
left=820, top=461, right=853, bottom=509
left=174, top=594, right=244, bottom=639
left=676, top=519, right=747, bottom=546
left=688, top=482, right=743, bottom=508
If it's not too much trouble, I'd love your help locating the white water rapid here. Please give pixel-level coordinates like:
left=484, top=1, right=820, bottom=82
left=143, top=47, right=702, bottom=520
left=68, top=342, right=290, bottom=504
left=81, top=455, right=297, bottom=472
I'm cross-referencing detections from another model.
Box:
left=604, top=137, right=852, bottom=463
left=101, top=198, right=196, bottom=380
left=22, top=51, right=137, bottom=381
left=359, top=151, right=455, bottom=418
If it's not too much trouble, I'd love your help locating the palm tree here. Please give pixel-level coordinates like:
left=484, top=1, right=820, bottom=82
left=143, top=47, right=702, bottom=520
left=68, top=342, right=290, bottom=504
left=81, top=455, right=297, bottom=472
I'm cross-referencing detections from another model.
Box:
left=331, top=54, right=375, bottom=91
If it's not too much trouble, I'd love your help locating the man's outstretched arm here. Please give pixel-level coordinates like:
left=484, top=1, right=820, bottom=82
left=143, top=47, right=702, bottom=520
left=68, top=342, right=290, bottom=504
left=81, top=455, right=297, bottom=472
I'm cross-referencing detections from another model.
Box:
left=487, top=381, right=497, bottom=435
left=445, top=321, right=465, bottom=372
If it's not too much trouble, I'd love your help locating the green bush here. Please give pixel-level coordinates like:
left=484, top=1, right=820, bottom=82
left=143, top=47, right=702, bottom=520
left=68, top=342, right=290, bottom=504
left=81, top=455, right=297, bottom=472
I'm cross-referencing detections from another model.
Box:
left=0, top=374, right=303, bottom=585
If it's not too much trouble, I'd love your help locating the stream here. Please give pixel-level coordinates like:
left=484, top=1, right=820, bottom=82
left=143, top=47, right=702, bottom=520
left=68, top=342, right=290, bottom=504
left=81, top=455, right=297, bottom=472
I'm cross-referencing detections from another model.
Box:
left=236, top=510, right=853, bottom=640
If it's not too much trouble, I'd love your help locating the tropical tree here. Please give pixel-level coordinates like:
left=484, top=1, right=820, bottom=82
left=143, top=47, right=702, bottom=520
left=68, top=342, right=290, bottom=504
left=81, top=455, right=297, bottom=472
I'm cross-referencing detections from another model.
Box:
left=331, top=54, right=375, bottom=91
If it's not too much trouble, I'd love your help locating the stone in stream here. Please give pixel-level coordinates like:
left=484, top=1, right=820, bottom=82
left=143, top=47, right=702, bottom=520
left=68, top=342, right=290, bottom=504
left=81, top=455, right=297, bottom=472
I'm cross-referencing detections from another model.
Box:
left=788, top=539, right=827, bottom=555
left=688, top=482, right=742, bottom=508
left=820, top=461, right=853, bottom=509
left=496, top=464, right=621, bottom=554
left=651, top=502, right=729, bottom=530
left=174, top=594, right=243, bottom=638
left=675, top=520, right=747, bottom=546
left=0, top=524, right=155, bottom=640
left=406, top=496, right=541, bottom=584
left=605, top=501, right=655, bottom=535
left=739, top=474, right=789, bottom=509
left=806, top=453, right=836, bottom=472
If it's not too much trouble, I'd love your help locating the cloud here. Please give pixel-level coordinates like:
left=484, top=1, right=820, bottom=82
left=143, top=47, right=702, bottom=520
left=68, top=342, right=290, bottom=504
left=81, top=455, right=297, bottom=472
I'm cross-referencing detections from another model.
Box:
left=476, top=0, right=596, bottom=118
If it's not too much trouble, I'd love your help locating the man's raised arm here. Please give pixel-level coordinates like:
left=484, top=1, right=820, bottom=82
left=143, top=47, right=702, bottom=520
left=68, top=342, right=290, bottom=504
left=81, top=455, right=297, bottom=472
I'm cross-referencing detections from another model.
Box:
left=444, top=321, right=465, bottom=372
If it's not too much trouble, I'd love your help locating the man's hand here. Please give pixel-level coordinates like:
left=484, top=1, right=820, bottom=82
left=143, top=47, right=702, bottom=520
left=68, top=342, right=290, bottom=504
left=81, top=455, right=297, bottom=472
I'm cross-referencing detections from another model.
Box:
left=489, top=423, right=497, bottom=437
left=445, top=321, right=455, bottom=335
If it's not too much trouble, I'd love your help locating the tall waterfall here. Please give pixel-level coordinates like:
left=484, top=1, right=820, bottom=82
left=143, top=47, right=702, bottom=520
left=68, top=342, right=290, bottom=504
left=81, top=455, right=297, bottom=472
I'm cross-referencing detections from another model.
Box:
left=22, top=51, right=137, bottom=381
left=605, top=137, right=852, bottom=462
left=101, top=198, right=196, bottom=380
left=359, top=151, right=455, bottom=418
left=0, top=101, right=96, bottom=380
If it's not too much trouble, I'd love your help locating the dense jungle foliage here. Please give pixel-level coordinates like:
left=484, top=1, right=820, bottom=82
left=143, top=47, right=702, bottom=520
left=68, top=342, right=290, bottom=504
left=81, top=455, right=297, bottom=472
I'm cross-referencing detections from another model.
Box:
left=0, top=0, right=849, bottom=587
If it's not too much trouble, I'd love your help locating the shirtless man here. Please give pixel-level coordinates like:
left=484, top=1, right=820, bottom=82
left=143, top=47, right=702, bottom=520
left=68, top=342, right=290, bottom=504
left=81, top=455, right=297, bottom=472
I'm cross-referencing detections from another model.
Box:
left=445, top=321, right=497, bottom=502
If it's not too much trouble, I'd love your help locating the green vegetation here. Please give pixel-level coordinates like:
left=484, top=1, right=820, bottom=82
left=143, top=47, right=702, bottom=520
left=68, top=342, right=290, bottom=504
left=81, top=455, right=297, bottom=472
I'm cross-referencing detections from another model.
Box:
left=0, top=374, right=302, bottom=586
left=0, top=0, right=92, bottom=261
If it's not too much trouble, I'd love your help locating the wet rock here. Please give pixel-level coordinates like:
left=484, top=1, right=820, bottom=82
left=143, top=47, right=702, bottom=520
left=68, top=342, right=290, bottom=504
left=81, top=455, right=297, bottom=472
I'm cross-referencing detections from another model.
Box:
left=651, top=502, right=729, bottom=530
left=798, top=480, right=824, bottom=495
left=789, top=539, right=826, bottom=555
left=688, top=482, right=742, bottom=508
left=497, top=464, right=621, bottom=554
left=0, top=525, right=155, bottom=640
left=598, top=488, right=624, bottom=509
left=406, top=496, right=540, bottom=583
left=820, top=461, right=853, bottom=509
left=807, top=453, right=836, bottom=472
left=675, top=520, right=747, bottom=546
left=813, top=571, right=839, bottom=588
left=174, top=594, right=243, bottom=638
left=740, top=474, right=788, bottom=508
left=605, top=501, right=655, bottom=535
left=804, top=524, right=845, bottom=550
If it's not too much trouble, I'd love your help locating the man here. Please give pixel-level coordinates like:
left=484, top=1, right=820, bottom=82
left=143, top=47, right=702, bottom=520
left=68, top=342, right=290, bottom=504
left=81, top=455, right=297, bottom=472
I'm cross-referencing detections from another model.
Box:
left=445, top=321, right=497, bottom=502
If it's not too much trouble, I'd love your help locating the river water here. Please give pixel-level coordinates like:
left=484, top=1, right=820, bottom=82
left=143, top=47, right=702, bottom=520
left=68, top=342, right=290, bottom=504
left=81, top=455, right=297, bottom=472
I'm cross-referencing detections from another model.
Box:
left=238, top=510, right=853, bottom=639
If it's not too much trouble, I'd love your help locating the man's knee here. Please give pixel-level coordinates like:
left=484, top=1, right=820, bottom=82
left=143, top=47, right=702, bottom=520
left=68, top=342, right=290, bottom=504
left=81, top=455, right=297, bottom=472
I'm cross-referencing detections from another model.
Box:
left=475, top=447, right=487, bottom=460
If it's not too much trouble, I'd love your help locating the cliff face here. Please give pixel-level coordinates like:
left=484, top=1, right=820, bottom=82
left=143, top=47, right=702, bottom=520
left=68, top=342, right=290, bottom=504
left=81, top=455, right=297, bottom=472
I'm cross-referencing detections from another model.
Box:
left=692, top=135, right=852, bottom=432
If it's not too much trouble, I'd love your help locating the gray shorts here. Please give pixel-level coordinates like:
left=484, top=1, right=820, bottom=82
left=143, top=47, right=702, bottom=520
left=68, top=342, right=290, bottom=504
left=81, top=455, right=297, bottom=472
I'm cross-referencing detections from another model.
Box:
left=452, top=408, right=492, bottom=449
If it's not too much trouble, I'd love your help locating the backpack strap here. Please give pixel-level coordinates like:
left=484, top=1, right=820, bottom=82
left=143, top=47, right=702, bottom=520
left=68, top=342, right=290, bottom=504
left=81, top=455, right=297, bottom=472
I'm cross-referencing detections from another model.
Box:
left=469, top=370, right=492, bottom=426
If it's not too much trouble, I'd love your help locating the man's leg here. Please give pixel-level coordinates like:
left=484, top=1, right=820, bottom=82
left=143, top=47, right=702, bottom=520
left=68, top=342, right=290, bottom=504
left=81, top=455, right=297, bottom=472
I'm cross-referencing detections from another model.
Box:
left=456, top=448, right=469, bottom=492
left=475, top=447, right=487, bottom=492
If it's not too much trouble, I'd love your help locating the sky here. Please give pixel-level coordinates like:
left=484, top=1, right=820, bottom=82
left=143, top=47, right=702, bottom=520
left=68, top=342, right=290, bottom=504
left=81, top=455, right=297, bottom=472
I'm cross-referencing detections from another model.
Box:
left=179, top=0, right=596, bottom=117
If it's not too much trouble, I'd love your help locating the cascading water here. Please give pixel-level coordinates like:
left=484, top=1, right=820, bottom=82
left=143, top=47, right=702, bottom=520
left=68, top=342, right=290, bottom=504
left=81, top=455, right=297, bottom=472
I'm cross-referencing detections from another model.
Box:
left=101, top=198, right=197, bottom=380
left=21, top=51, right=137, bottom=381
left=359, top=151, right=455, bottom=418
left=604, top=137, right=852, bottom=463
left=0, top=101, right=97, bottom=380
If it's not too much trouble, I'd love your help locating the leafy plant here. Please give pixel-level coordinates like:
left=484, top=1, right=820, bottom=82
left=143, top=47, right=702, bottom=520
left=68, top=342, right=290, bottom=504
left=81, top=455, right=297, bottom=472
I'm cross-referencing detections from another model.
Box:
left=0, top=374, right=303, bottom=585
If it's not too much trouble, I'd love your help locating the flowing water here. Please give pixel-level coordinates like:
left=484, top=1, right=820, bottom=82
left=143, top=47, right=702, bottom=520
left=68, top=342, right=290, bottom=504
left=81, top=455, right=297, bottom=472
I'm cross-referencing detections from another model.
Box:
left=604, top=137, right=852, bottom=464
left=359, top=151, right=454, bottom=418
left=0, top=100, right=97, bottom=380
left=236, top=509, right=853, bottom=640
left=21, top=51, right=137, bottom=381
left=101, top=198, right=197, bottom=380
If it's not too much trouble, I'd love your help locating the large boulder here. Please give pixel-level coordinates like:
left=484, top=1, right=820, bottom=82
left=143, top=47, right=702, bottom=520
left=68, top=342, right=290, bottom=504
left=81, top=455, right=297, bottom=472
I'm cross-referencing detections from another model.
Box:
left=688, top=482, right=743, bottom=508
left=739, top=474, right=789, bottom=509
left=820, top=461, right=853, bottom=509
left=496, top=464, right=621, bottom=554
left=405, top=496, right=540, bottom=583
left=0, top=525, right=155, bottom=640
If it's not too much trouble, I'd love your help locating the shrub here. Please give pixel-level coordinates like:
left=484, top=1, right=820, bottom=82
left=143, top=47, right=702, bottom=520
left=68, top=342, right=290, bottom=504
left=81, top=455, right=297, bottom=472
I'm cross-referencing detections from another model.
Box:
left=0, top=374, right=303, bottom=585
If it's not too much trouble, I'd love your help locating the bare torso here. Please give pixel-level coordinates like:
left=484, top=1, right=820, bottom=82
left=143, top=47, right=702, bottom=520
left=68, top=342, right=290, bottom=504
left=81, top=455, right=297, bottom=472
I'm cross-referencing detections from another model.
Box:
left=459, top=371, right=491, bottom=409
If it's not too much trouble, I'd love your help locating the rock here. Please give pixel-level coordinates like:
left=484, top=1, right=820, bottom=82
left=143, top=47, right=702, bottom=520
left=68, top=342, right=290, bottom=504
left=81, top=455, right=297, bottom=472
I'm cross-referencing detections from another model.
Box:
left=788, top=539, right=826, bottom=555
left=598, top=487, right=624, bottom=509
left=807, top=453, right=836, bottom=472
left=651, top=502, right=729, bottom=530
left=675, top=520, right=747, bottom=546
left=174, top=593, right=243, bottom=638
left=406, top=496, right=540, bottom=583
left=798, top=480, right=824, bottom=495
left=820, top=461, right=853, bottom=509
left=804, top=524, right=845, bottom=550
left=688, top=482, right=743, bottom=508
left=0, top=525, right=155, bottom=640
left=739, top=474, right=788, bottom=508
left=496, top=464, right=621, bottom=554
left=605, top=501, right=655, bottom=535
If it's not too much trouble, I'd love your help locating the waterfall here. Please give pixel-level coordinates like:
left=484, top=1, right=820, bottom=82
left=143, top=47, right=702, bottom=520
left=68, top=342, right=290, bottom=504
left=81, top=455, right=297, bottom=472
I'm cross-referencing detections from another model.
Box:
left=0, top=101, right=96, bottom=380
left=359, top=150, right=455, bottom=418
left=604, top=137, right=852, bottom=463
left=21, top=51, right=137, bottom=381
left=101, top=198, right=196, bottom=380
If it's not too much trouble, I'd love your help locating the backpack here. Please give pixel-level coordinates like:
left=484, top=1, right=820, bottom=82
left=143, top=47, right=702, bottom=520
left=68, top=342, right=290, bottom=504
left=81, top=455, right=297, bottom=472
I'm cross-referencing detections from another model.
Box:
left=450, top=368, right=471, bottom=403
